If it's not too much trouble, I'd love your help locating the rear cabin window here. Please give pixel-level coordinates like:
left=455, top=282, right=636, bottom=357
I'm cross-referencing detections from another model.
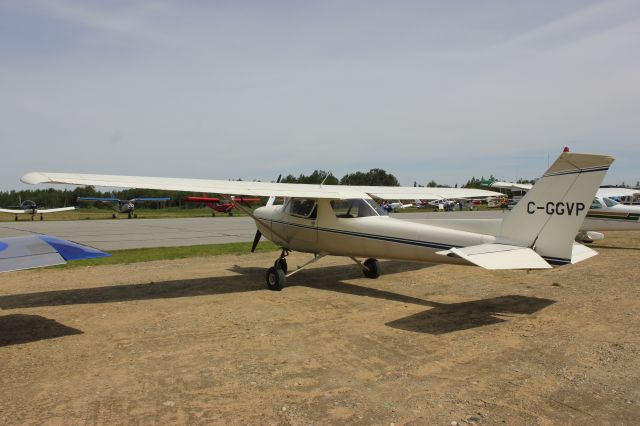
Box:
left=330, top=199, right=380, bottom=218
left=287, top=198, right=317, bottom=218
left=591, top=199, right=603, bottom=209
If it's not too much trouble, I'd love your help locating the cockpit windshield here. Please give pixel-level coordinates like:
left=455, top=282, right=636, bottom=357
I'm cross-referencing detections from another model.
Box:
left=603, top=197, right=619, bottom=207
left=330, top=199, right=380, bottom=218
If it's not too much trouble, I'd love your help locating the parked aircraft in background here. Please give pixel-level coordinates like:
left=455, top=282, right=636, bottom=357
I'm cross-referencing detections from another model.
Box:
left=578, top=195, right=640, bottom=242
left=388, top=201, right=413, bottom=211
left=183, top=195, right=261, bottom=216
left=597, top=187, right=640, bottom=205
left=0, top=199, right=75, bottom=221
left=0, top=234, right=109, bottom=272
left=23, top=150, right=610, bottom=291
left=77, top=196, right=170, bottom=218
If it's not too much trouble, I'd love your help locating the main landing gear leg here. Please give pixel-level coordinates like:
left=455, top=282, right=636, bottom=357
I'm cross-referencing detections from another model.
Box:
left=265, top=251, right=326, bottom=291
left=350, top=257, right=381, bottom=279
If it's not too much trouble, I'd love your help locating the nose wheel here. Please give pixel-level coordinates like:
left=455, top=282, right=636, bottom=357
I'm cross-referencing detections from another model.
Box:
left=265, top=250, right=326, bottom=291
left=266, top=267, right=286, bottom=291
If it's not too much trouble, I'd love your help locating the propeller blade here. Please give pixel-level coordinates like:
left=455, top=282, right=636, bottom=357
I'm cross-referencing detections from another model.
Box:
left=266, top=174, right=282, bottom=207
left=251, top=230, right=262, bottom=252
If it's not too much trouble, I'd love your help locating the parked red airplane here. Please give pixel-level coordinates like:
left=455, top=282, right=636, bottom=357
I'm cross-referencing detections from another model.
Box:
left=183, top=195, right=261, bottom=216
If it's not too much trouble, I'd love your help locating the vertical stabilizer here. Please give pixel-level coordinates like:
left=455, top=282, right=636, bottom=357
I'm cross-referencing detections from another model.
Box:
left=499, top=151, right=614, bottom=265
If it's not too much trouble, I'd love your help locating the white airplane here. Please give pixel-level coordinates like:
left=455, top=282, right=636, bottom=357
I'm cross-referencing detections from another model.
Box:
left=578, top=194, right=640, bottom=242
left=22, top=151, right=611, bottom=290
left=0, top=199, right=76, bottom=221
left=388, top=201, right=413, bottom=211
left=490, top=181, right=640, bottom=241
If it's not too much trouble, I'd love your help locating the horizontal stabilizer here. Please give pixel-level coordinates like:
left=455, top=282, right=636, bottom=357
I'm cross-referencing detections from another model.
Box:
left=437, top=243, right=551, bottom=270
left=571, top=242, right=598, bottom=264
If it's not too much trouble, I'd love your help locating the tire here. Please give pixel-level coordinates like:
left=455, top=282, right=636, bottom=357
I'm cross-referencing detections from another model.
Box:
left=112, top=213, right=117, bottom=219
left=363, top=258, right=381, bottom=279
left=274, top=258, right=288, bottom=274
left=266, top=266, right=285, bottom=291
left=228, top=212, right=233, bottom=216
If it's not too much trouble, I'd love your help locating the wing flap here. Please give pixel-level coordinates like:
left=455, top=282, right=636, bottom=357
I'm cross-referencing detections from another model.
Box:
left=571, top=242, right=598, bottom=264
left=438, top=243, right=552, bottom=269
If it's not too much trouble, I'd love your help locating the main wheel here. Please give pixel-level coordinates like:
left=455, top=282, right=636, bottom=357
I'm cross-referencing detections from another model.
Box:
left=266, top=266, right=285, bottom=291
left=228, top=212, right=233, bottom=216
left=363, top=258, right=381, bottom=279
left=274, top=258, right=288, bottom=274
left=40, top=215, right=43, bottom=221
left=127, top=212, right=132, bottom=219
left=112, top=213, right=117, bottom=219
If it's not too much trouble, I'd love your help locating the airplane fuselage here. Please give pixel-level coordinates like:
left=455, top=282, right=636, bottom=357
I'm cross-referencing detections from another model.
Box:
left=253, top=199, right=496, bottom=266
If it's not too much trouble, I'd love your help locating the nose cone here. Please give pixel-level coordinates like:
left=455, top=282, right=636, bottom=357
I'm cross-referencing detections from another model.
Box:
left=254, top=205, right=280, bottom=220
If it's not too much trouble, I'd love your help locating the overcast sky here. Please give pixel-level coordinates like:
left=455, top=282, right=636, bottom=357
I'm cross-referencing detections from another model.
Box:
left=1, top=0, right=639, bottom=190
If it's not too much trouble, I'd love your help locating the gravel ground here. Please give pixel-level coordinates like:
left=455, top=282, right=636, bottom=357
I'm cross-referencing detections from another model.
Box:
left=0, top=231, right=638, bottom=425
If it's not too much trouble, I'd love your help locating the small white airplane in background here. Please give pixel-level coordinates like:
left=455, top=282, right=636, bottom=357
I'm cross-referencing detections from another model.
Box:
left=0, top=199, right=76, bottom=221
left=490, top=181, right=640, bottom=242
left=388, top=201, right=413, bottom=211
left=23, top=150, right=611, bottom=291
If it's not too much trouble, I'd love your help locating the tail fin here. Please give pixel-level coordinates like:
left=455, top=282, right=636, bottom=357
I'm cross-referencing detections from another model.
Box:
left=499, top=151, right=614, bottom=265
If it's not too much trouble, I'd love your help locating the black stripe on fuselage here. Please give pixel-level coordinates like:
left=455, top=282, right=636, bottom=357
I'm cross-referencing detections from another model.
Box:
left=269, top=218, right=460, bottom=251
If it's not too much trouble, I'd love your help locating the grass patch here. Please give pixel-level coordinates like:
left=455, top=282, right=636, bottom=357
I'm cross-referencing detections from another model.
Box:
left=58, top=241, right=279, bottom=268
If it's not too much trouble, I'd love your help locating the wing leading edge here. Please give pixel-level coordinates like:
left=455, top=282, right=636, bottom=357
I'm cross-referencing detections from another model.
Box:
left=22, top=172, right=501, bottom=200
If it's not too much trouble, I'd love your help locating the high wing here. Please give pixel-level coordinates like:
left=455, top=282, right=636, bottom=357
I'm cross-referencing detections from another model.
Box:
left=22, top=172, right=501, bottom=200
left=78, top=197, right=121, bottom=202
left=0, top=235, right=110, bottom=273
left=490, top=181, right=534, bottom=191
left=131, top=197, right=171, bottom=202
left=0, top=208, right=28, bottom=214
left=37, top=207, right=77, bottom=214
left=184, top=196, right=221, bottom=202
left=596, top=187, right=639, bottom=199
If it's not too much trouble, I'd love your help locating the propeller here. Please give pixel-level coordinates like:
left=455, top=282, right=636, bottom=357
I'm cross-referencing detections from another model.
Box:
left=251, top=229, right=262, bottom=252
left=251, top=174, right=281, bottom=253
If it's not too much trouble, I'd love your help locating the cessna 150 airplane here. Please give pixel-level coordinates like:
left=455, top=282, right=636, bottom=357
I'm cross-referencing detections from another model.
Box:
left=0, top=199, right=76, bottom=221
left=22, top=150, right=612, bottom=290
left=77, top=196, right=170, bottom=218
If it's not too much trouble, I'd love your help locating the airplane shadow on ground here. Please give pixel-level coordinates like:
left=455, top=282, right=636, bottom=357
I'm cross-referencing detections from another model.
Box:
left=0, top=261, right=554, bottom=335
left=0, top=314, right=83, bottom=347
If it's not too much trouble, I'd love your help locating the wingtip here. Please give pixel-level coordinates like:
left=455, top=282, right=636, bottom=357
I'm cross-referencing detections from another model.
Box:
left=21, top=172, right=49, bottom=185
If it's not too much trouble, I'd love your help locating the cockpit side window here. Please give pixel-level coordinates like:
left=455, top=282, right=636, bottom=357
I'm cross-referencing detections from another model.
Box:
left=287, top=198, right=317, bottom=219
left=330, top=199, right=380, bottom=218
left=603, top=197, right=619, bottom=207
left=590, top=198, right=603, bottom=209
